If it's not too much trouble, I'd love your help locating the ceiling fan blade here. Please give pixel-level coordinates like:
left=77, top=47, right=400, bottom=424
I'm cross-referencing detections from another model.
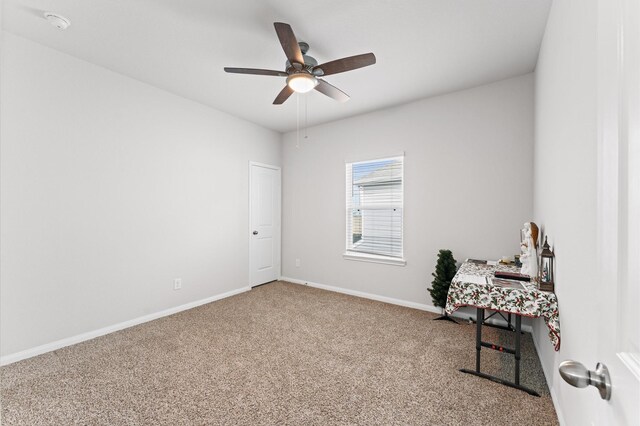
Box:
left=313, top=53, right=376, bottom=76
left=315, top=79, right=350, bottom=102
left=274, top=22, right=304, bottom=66
left=273, top=85, right=295, bottom=105
left=224, top=67, right=288, bottom=77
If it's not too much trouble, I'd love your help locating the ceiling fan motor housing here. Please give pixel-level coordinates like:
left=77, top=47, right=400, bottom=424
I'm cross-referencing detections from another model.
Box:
left=285, top=42, right=318, bottom=72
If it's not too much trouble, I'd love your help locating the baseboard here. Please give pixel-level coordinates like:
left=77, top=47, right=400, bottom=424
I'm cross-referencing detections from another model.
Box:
left=281, top=276, right=440, bottom=313
left=279, top=276, right=532, bottom=333
left=531, top=327, right=565, bottom=425
left=0, top=286, right=251, bottom=366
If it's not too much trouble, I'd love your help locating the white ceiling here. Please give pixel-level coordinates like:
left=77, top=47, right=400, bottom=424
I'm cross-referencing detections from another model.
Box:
left=3, top=0, right=551, bottom=133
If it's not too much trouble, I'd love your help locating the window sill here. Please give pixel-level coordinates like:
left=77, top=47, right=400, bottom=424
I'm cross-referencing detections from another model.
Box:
left=343, top=252, right=407, bottom=266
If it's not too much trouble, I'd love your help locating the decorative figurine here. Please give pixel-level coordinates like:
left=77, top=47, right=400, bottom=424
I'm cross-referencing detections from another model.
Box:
left=520, top=222, right=539, bottom=279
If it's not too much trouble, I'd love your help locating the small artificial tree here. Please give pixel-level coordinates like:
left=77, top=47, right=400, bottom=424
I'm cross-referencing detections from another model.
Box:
left=429, top=249, right=458, bottom=323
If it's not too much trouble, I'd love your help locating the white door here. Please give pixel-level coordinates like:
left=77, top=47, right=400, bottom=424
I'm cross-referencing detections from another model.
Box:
left=249, top=162, right=281, bottom=287
left=590, top=0, right=640, bottom=423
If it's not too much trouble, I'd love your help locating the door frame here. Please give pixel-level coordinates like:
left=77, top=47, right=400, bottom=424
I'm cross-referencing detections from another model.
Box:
left=248, top=161, right=281, bottom=287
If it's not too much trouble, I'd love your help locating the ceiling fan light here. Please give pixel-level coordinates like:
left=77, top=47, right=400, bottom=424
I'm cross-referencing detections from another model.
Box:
left=286, top=73, right=317, bottom=93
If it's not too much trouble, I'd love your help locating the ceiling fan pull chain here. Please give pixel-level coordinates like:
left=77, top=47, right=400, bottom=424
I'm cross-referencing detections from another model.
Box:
left=296, top=93, right=300, bottom=148
left=304, top=95, right=308, bottom=139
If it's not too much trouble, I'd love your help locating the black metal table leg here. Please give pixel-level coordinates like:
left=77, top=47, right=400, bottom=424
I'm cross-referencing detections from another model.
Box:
left=459, top=310, right=540, bottom=397
left=475, top=307, right=483, bottom=372
left=515, top=314, right=521, bottom=385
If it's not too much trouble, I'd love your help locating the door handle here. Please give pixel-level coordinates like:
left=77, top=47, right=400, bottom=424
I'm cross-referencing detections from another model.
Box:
left=252, top=231, right=258, bottom=235
left=559, top=360, right=612, bottom=400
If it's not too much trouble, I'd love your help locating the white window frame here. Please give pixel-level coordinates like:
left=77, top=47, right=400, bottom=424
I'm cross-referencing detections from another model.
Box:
left=343, top=155, right=406, bottom=266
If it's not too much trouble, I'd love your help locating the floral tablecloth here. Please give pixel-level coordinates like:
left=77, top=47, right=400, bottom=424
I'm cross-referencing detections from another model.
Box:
left=445, top=260, right=561, bottom=351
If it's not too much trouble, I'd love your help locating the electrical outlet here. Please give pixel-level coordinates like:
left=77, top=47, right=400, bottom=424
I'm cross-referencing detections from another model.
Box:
left=173, top=278, right=182, bottom=290
left=295, top=258, right=300, bottom=267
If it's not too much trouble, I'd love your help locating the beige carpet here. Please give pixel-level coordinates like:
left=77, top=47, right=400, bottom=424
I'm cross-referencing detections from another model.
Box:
left=1, top=281, right=558, bottom=425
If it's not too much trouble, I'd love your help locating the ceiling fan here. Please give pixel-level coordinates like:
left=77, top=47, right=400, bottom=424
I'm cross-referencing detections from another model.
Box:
left=224, top=22, right=376, bottom=105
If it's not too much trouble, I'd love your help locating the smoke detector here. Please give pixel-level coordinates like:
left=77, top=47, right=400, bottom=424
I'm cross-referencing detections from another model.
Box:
left=44, top=12, right=71, bottom=30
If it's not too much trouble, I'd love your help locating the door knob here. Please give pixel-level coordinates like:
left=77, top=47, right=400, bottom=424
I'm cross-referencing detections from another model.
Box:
left=252, top=231, right=258, bottom=235
left=559, top=360, right=612, bottom=400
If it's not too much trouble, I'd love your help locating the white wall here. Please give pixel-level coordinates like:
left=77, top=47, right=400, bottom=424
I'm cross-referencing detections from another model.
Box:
left=281, top=74, right=534, bottom=308
left=0, top=33, right=281, bottom=358
left=532, top=0, right=599, bottom=423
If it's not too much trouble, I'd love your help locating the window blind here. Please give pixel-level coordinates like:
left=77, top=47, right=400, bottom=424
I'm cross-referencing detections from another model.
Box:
left=346, top=156, right=404, bottom=258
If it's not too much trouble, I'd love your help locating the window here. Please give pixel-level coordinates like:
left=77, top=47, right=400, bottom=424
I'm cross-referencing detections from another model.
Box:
left=345, top=155, right=405, bottom=265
